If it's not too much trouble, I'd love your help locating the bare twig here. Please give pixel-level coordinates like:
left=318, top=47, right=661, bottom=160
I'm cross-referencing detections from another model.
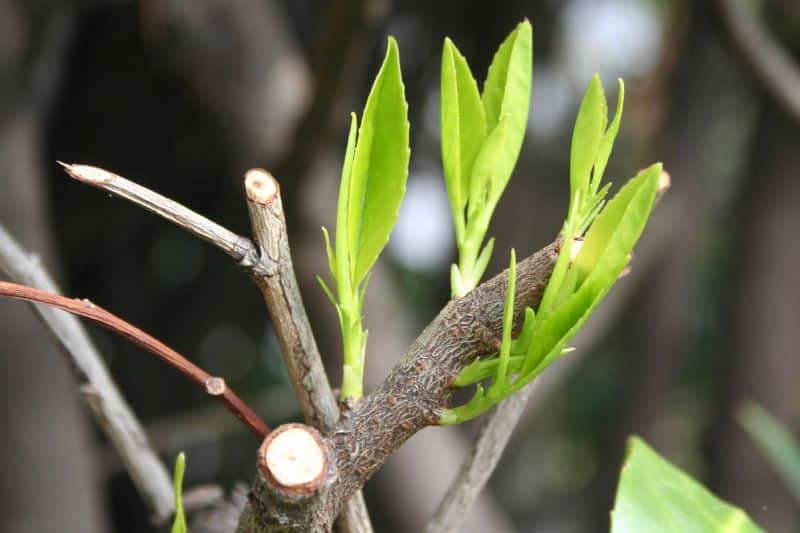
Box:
left=0, top=281, right=269, bottom=438
left=59, top=162, right=372, bottom=530
left=243, top=169, right=375, bottom=532
left=59, top=162, right=259, bottom=265
left=720, top=0, right=800, bottom=122
left=0, top=225, right=175, bottom=522
left=238, top=242, right=559, bottom=531
left=243, top=169, right=340, bottom=430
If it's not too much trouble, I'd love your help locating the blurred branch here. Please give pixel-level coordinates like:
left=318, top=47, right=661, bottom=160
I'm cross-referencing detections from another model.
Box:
left=720, top=0, right=800, bottom=122
left=0, top=281, right=269, bottom=438
left=277, top=0, right=382, bottom=194
left=425, top=382, right=536, bottom=533
left=242, top=169, right=375, bottom=533
left=0, top=224, right=175, bottom=522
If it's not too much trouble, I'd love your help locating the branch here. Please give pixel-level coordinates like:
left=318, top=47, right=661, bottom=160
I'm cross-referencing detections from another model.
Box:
left=243, top=169, right=340, bottom=430
left=59, top=162, right=259, bottom=265
left=425, top=171, right=672, bottom=532
left=424, top=382, right=536, bottom=533
left=59, top=162, right=372, bottom=531
left=0, top=281, right=269, bottom=438
left=238, top=241, right=559, bottom=531
left=720, top=0, right=800, bottom=122
left=0, top=224, right=175, bottom=522
left=242, top=169, right=375, bottom=533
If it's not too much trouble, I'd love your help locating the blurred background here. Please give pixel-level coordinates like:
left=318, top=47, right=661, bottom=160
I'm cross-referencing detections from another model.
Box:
left=0, top=0, right=798, bottom=531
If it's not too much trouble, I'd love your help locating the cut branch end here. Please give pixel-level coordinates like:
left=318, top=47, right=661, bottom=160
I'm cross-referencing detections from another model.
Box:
left=245, top=169, right=279, bottom=204
left=59, top=162, right=114, bottom=184
left=259, top=424, right=329, bottom=497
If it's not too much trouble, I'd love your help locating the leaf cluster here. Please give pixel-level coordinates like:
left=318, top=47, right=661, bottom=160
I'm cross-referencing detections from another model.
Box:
left=441, top=21, right=533, bottom=297
left=442, top=75, right=661, bottom=424
left=320, top=38, right=410, bottom=401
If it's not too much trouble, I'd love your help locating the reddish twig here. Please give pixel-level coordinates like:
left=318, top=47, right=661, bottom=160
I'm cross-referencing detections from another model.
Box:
left=0, top=281, right=269, bottom=438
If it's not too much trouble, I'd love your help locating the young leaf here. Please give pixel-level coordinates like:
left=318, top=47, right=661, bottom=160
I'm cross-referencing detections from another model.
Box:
left=739, top=402, right=800, bottom=501
left=522, top=164, right=661, bottom=376
left=470, top=20, right=532, bottom=218
left=611, top=437, right=763, bottom=533
left=171, top=452, right=187, bottom=533
left=592, top=79, right=624, bottom=194
left=441, top=38, right=486, bottom=239
left=347, top=37, right=410, bottom=285
left=489, top=249, right=516, bottom=396
left=569, top=73, right=606, bottom=219
left=334, top=113, right=359, bottom=289
left=482, top=20, right=533, bottom=133
left=573, top=163, right=661, bottom=289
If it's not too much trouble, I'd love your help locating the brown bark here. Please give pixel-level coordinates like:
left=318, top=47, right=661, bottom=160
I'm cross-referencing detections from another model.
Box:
left=239, top=242, right=558, bottom=531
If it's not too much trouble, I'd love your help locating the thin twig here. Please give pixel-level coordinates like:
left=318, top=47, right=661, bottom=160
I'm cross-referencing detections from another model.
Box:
left=0, top=224, right=175, bottom=522
left=424, top=383, right=536, bottom=533
left=243, top=169, right=374, bottom=532
left=59, top=162, right=259, bottom=265
left=243, top=169, right=340, bottom=430
left=720, top=0, right=800, bottom=122
left=59, top=162, right=372, bottom=530
left=0, top=281, right=269, bottom=438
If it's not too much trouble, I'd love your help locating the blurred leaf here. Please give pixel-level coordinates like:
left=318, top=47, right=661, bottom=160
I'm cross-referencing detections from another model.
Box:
left=612, top=437, right=763, bottom=533
left=739, top=402, right=800, bottom=501
left=441, top=38, right=486, bottom=239
left=171, top=452, right=187, bottom=533
left=348, top=37, right=410, bottom=285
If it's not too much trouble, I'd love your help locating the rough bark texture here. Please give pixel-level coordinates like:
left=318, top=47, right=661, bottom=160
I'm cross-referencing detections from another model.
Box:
left=243, top=172, right=372, bottom=531
left=238, top=242, right=558, bottom=531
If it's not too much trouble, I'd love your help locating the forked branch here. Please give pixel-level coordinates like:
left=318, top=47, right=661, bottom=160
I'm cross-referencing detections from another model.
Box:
left=60, top=162, right=373, bottom=532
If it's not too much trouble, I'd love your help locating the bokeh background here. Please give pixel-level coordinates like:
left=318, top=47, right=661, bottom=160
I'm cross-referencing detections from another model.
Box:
left=1, top=0, right=798, bottom=531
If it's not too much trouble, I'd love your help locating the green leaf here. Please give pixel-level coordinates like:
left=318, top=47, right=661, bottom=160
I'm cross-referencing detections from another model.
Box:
left=348, top=37, right=410, bottom=285
left=171, top=452, right=187, bottom=533
left=522, top=253, right=624, bottom=375
left=482, top=20, right=533, bottom=133
left=523, top=165, right=661, bottom=376
left=574, top=163, right=662, bottom=289
left=739, top=402, right=800, bottom=501
left=441, top=38, right=486, bottom=240
left=334, top=113, right=359, bottom=291
left=569, top=73, right=606, bottom=220
left=489, top=249, right=516, bottom=396
left=469, top=21, right=532, bottom=219
left=592, top=79, right=624, bottom=195
left=612, top=437, right=763, bottom=533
